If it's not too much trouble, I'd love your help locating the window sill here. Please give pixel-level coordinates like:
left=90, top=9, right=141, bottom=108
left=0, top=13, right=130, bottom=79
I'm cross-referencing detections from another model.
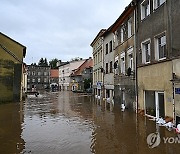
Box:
left=141, top=14, right=151, bottom=22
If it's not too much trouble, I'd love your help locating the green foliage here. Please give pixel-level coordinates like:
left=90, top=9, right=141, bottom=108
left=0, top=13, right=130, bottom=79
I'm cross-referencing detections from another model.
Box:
left=84, top=78, right=92, bottom=90
left=49, top=58, right=59, bottom=69
left=38, top=58, right=48, bottom=66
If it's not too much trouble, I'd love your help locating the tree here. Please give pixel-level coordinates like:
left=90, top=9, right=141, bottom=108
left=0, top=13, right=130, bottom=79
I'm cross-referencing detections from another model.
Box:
left=38, top=58, right=48, bottom=66
left=49, top=58, right=59, bottom=69
left=44, top=58, right=48, bottom=66
left=38, top=58, right=44, bottom=66
left=84, top=78, right=92, bottom=90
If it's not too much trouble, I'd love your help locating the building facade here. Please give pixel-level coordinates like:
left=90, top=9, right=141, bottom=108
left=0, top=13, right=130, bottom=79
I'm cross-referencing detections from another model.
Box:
left=59, top=60, right=86, bottom=90
left=101, top=30, right=114, bottom=100
left=91, top=29, right=106, bottom=97
left=70, top=57, right=93, bottom=92
left=136, top=0, right=180, bottom=122
left=27, top=65, right=50, bottom=90
left=0, top=32, right=26, bottom=102
left=111, top=3, right=136, bottom=109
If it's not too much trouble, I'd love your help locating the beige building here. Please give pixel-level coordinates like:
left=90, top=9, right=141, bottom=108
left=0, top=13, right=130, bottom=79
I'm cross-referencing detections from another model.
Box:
left=90, top=29, right=106, bottom=97
left=0, top=32, right=26, bottom=102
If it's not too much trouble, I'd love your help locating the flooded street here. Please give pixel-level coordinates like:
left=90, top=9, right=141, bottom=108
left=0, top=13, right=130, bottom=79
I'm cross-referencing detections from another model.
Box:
left=0, top=91, right=180, bottom=154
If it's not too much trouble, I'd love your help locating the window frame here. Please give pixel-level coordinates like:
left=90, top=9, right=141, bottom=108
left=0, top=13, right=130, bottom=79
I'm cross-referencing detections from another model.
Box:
left=154, top=33, right=166, bottom=61
left=153, top=0, right=166, bottom=10
left=106, top=63, right=108, bottom=74
left=120, top=52, right=125, bottom=74
left=127, top=47, right=134, bottom=71
left=128, top=18, right=132, bottom=38
left=141, top=39, right=151, bottom=64
left=106, top=43, right=108, bottom=54
left=141, top=0, right=150, bottom=20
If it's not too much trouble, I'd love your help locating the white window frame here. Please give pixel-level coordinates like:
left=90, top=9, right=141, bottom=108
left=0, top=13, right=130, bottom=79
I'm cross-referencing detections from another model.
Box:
left=120, top=26, right=125, bottom=43
left=128, top=18, right=132, bottom=38
left=153, top=0, right=166, bottom=10
left=141, top=39, right=151, bottom=64
left=154, top=33, right=166, bottom=61
left=120, top=52, right=125, bottom=74
left=127, top=47, right=134, bottom=71
left=141, top=0, right=150, bottom=20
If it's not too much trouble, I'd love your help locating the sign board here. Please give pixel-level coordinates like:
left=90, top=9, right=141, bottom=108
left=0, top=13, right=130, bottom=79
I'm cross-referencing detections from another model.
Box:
left=175, top=88, right=180, bottom=94
left=97, top=82, right=102, bottom=90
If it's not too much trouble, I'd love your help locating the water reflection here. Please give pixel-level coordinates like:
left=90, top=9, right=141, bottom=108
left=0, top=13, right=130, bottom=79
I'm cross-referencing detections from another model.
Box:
left=0, top=91, right=180, bottom=154
left=0, top=102, right=25, bottom=154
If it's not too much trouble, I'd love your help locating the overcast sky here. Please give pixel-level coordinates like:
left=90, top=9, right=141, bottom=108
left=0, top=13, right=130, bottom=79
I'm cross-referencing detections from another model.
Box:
left=1, top=0, right=131, bottom=64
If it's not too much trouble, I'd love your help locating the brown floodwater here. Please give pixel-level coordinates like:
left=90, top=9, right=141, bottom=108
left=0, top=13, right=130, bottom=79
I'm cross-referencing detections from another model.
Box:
left=0, top=91, right=180, bottom=154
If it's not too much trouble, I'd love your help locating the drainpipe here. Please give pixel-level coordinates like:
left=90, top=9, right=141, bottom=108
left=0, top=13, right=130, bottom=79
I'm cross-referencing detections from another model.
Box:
left=134, top=5, right=138, bottom=113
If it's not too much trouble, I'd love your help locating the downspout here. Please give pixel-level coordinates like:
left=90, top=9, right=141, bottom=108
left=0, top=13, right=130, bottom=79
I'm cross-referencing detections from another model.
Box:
left=134, top=4, right=138, bottom=113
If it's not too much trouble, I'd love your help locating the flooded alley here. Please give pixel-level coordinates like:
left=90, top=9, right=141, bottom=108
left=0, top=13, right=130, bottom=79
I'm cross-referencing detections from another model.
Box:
left=0, top=91, right=180, bottom=154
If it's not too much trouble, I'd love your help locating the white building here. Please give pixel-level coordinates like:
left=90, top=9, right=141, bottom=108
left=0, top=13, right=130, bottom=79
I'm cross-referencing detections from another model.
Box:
left=59, top=60, right=85, bottom=90
left=101, top=30, right=114, bottom=100
left=90, top=29, right=106, bottom=97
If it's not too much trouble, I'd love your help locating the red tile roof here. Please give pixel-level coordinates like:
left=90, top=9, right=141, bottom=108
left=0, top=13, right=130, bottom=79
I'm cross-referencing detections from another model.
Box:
left=71, top=58, right=93, bottom=76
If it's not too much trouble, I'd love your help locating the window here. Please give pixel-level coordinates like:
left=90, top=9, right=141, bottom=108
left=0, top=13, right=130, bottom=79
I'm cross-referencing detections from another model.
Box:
left=155, top=34, right=166, bottom=60
left=109, top=41, right=113, bottom=52
left=110, top=61, right=113, bottom=73
left=44, top=78, right=47, bottom=83
left=27, top=79, right=30, bottom=83
left=32, top=72, right=35, bottom=76
left=106, top=63, right=108, bottom=74
left=38, top=78, right=41, bottom=83
left=38, top=72, right=41, bottom=76
left=142, top=39, right=151, bottom=64
left=121, top=26, right=125, bottom=43
left=141, top=0, right=150, bottom=20
left=127, top=48, right=134, bottom=71
left=120, top=52, right=125, bottom=74
left=106, top=43, right=108, bottom=54
left=44, top=72, right=47, bottom=76
left=32, top=78, right=35, bottom=83
left=154, top=0, right=166, bottom=9
left=128, top=18, right=132, bottom=38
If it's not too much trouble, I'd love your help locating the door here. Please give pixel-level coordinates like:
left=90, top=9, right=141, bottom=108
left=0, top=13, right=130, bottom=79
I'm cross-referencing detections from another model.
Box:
left=156, top=92, right=165, bottom=118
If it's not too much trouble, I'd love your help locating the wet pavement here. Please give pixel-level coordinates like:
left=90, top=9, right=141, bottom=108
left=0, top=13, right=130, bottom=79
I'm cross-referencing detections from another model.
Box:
left=0, top=91, right=180, bottom=154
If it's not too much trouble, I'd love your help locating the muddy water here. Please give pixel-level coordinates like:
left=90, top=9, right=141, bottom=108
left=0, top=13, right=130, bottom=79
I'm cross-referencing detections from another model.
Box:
left=0, top=91, right=180, bottom=154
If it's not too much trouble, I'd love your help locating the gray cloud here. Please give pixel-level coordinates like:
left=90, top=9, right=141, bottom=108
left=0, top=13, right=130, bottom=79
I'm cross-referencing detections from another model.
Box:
left=1, top=0, right=131, bottom=64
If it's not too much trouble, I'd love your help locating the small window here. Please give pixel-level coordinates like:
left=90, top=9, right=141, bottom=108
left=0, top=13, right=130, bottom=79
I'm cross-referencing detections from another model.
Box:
left=38, top=78, right=41, bottom=83
left=32, top=78, right=35, bottom=83
left=120, top=52, right=125, bottom=74
left=155, top=34, right=166, bottom=60
left=109, top=41, right=113, bottom=52
left=121, top=26, right=125, bottom=43
left=142, top=39, right=151, bottom=64
left=110, top=61, right=113, bottom=73
left=127, top=48, right=134, bottom=71
left=128, top=18, right=132, bottom=38
left=44, top=78, right=47, bottom=83
left=106, top=63, right=108, bottom=74
left=154, top=0, right=166, bottom=9
left=141, top=0, right=150, bottom=20
left=106, top=43, right=108, bottom=54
